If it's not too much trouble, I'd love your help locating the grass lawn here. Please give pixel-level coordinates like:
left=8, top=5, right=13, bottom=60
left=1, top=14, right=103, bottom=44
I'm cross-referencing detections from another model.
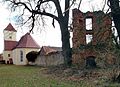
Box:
left=0, top=65, right=91, bottom=87
left=1, top=65, right=120, bottom=87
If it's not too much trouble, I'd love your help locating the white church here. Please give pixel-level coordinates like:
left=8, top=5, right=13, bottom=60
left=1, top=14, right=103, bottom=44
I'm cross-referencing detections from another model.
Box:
left=3, top=23, right=40, bottom=65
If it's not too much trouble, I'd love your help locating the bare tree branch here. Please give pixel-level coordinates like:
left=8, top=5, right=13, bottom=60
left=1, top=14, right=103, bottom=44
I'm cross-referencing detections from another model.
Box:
left=102, top=0, right=106, bottom=11
left=63, top=0, right=75, bottom=13
left=78, top=0, right=82, bottom=9
left=10, top=0, right=32, bottom=12
left=32, top=10, right=59, bottom=21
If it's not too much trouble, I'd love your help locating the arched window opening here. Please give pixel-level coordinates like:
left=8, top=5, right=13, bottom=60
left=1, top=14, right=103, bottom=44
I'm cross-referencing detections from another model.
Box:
left=86, top=56, right=96, bottom=68
left=20, top=51, right=23, bottom=62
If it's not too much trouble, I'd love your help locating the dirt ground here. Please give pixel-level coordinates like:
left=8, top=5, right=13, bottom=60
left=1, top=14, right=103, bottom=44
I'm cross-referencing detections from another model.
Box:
left=42, top=64, right=120, bottom=87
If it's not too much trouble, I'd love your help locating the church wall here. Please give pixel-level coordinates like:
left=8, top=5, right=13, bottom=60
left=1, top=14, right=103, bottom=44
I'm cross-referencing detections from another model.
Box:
left=3, top=51, right=12, bottom=63
left=13, top=48, right=39, bottom=65
left=13, top=48, right=27, bottom=65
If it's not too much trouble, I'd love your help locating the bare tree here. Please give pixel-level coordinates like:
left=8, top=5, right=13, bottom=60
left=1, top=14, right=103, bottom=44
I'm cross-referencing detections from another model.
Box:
left=4, top=0, right=77, bottom=66
left=108, top=0, right=120, bottom=47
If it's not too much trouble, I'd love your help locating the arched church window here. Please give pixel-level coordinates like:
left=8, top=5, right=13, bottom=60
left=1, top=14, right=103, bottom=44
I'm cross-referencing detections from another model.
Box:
left=20, top=51, right=23, bottom=62
left=9, top=36, right=12, bottom=39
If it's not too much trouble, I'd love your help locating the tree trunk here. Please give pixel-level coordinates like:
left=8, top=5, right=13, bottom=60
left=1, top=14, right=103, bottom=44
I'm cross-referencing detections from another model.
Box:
left=59, top=19, right=72, bottom=66
left=57, top=0, right=71, bottom=66
left=109, top=0, right=120, bottom=40
left=112, top=15, right=120, bottom=47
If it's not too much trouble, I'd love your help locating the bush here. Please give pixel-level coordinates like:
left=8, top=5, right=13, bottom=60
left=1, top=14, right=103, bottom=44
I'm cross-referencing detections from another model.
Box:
left=26, top=51, right=38, bottom=62
left=0, top=60, right=5, bottom=64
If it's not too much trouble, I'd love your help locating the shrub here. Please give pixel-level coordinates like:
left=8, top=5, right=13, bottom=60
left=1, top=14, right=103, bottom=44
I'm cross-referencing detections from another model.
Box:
left=26, top=51, right=38, bottom=62
left=0, top=60, right=5, bottom=64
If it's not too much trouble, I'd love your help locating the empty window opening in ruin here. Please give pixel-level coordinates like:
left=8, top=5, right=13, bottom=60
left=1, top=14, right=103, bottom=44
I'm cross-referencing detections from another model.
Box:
left=86, top=34, right=93, bottom=44
left=86, top=56, right=96, bottom=69
left=85, top=18, right=93, bottom=30
left=119, top=1, right=120, bottom=7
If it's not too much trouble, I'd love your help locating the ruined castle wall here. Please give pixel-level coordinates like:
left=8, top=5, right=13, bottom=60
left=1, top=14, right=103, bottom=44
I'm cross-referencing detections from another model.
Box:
left=72, top=9, right=113, bottom=68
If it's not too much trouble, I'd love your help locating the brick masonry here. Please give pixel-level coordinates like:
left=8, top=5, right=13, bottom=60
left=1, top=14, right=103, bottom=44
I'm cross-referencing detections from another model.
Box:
left=72, top=9, right=114, bottom=68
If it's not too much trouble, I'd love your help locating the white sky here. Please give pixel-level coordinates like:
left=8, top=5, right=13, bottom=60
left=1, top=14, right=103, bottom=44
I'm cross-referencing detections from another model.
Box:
left=0, top=0, right=108, bottom=53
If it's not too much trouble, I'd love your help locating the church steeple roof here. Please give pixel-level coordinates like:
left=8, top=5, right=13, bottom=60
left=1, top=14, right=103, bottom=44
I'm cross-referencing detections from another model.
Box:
left=15, top=33, right=40, bottom=49
left=4, top=23, right=17, bottom=32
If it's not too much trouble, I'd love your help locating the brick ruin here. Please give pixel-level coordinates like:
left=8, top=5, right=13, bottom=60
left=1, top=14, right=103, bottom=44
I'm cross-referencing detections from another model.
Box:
left=72, top=9, right=116, bottom=68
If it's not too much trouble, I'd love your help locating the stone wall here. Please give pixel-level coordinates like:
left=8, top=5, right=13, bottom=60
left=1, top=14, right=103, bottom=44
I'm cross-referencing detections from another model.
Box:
left=35, top=52, right=64, bottom=66
left=72, top=9, right=114, bottom=68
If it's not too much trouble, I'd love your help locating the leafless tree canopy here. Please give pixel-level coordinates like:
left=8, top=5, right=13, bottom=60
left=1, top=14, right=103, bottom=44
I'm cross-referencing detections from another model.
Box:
left=5, top=0, right=77, bottom=32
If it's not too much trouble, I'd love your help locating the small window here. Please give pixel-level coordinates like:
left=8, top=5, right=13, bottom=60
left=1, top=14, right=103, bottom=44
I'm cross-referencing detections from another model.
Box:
left=85, top=18, right=92, bottom=30
left=8, top=54, right=10, bottom=57
left=20, top=51, right=23, bottom=62
left=86, top=34, right=93, bottom=44
left=9, top=36, right=12, bottom=39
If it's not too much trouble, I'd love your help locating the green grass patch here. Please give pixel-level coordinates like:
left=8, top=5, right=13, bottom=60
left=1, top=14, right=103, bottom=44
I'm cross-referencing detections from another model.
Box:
left=0, top=65, right=90, bottom=87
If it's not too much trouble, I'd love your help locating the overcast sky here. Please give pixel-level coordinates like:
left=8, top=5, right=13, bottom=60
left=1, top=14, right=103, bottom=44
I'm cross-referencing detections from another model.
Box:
left=0, top=0, right=108, bottom=53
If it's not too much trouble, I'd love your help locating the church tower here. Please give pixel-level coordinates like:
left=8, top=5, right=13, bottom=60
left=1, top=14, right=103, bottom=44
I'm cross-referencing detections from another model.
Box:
left=3, top=23, right=17, bottom=64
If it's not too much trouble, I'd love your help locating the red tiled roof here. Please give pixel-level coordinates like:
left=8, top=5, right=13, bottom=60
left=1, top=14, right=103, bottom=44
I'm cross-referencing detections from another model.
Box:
left=16, top=33, right=40, bottom=49
left=4, top=23, right=17, bottom=32
left=4, top=41, right=18, bottom=51
left=40, top=46, right=58, bottom=55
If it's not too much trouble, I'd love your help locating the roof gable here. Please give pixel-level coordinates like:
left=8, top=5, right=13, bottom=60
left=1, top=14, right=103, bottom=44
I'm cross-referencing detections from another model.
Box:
left=4, top=23, right=17, bottom=32
left=4, top=41, right=18, bottom=51
left=39, top=46, right=61, bottom=55
left=16, top=33, right=40, bottom=49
